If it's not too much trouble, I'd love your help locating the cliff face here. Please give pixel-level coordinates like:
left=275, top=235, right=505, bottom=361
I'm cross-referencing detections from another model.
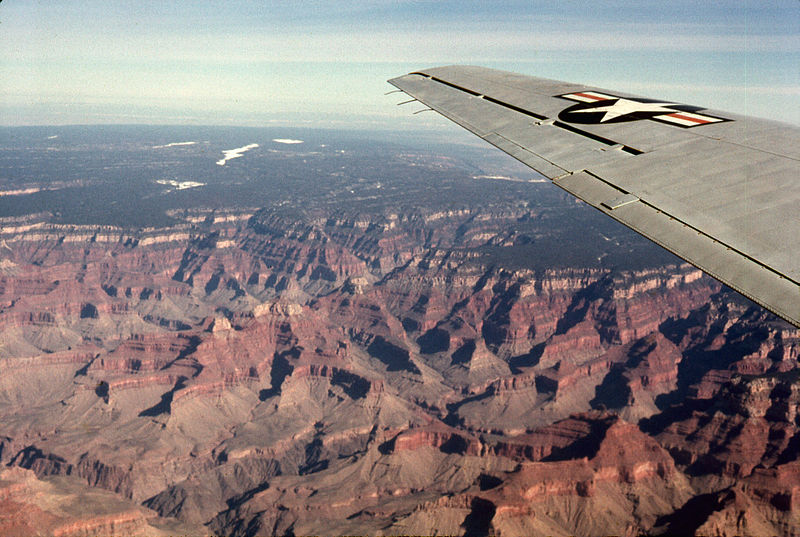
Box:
left=0, top=205, right=796, bottom=537
left=0, top=467, right=203, bottom=536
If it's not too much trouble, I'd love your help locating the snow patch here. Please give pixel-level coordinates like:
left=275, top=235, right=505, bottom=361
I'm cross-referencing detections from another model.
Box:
left=272, top=138, right=304, bottom=144
left=156, top=179, right=205, bottom=190
left=216, top=143, right=259, bottom=166
left=0, top=187, right=42, bottom=196
left=153, top=141, right=197, bottom=149
left=473, top=174, right=548, bottom=183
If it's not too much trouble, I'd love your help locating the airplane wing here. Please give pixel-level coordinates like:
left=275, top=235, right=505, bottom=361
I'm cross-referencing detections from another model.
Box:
left=388, top=65, right=800, bottom=328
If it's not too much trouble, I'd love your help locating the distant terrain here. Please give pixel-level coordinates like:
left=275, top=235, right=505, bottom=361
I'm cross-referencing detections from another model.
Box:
left=0, top=126, right=797, bottom=536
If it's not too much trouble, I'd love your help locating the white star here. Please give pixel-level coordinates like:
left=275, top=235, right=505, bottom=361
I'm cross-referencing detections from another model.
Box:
left=572, top=98, right=679, bottom=122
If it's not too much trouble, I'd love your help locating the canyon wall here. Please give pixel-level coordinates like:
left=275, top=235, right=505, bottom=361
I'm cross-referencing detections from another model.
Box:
left=0, top=205, right=796, bottom=536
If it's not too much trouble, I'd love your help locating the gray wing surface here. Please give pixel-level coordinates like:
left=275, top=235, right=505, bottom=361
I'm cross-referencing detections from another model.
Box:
left=388, top=65, right=800, bottom=327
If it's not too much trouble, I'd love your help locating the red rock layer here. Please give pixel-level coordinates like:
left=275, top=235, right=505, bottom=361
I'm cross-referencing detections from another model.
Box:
left=0, top=208, right=795, bottom=536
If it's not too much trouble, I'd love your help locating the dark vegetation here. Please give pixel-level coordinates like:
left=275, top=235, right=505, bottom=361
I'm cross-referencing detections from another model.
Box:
left=0, top=124, right=676, bottom=271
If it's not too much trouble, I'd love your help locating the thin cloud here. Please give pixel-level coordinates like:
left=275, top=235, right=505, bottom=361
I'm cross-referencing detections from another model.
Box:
left=621, top=83, right=800, bottom=97
left=6, top=27, right=798, bottom=65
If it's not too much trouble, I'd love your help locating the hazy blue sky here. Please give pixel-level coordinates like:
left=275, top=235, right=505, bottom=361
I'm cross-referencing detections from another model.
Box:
left=2, top=1, right=799, bottom=128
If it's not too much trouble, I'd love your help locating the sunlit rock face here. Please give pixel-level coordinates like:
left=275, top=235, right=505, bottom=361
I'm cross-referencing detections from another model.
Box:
left=0, top=126, right=796, bottom=536
left=2, top=207, right=796, bottom=536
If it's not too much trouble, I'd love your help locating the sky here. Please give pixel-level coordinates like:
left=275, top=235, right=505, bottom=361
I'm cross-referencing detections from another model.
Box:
left=1, top=1, right=799, bottom=129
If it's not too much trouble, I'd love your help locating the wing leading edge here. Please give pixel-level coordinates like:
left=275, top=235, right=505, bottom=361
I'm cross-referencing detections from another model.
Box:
left=389, top=66, right=800, bottom=328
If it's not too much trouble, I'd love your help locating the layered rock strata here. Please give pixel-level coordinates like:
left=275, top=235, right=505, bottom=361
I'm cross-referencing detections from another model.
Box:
left=0, top=206, right=796, bottom=536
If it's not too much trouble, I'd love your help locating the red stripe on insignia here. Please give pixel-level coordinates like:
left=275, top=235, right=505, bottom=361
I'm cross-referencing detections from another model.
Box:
left=666, top=113, right=711, bottom=124
left=573, top=92, right=606, bottom=101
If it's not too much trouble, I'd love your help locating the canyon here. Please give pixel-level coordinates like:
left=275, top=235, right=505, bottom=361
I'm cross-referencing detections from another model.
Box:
left=0, top=126, right=798, bottom=536
left=0, top=205, right=797, bottom=536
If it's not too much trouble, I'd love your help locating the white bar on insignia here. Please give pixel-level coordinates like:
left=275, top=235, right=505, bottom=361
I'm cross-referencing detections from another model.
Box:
left=659, top=115, right=703, bottom=126
left=660, top=112, right=723, bottom=126
left=566, top=92, right=614, bottom=102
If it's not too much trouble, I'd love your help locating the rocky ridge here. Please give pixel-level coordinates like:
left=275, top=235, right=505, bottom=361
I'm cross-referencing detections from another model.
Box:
left=0, top=204, right=797, bottom=536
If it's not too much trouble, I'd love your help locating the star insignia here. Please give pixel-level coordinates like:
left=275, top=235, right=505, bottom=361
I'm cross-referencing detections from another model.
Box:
left=556, top=92, right=729, bottom=128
